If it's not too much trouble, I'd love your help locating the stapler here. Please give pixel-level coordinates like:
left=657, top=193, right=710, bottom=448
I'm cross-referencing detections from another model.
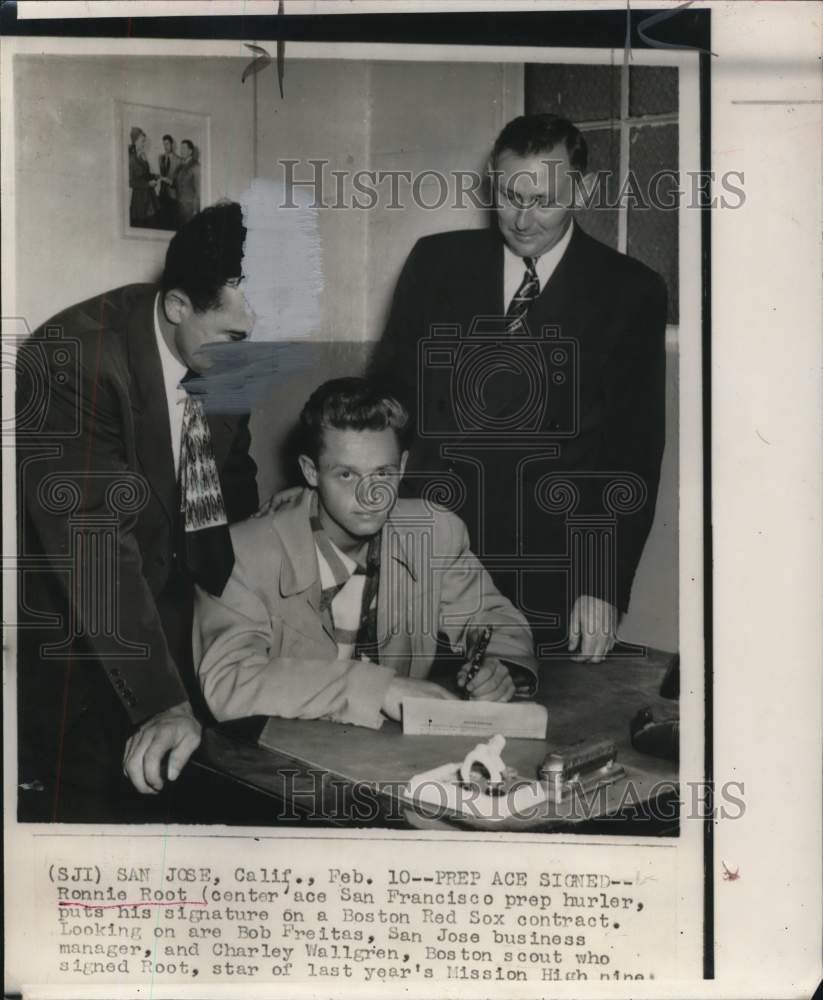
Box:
left=538, top=739, right=624, bottom=803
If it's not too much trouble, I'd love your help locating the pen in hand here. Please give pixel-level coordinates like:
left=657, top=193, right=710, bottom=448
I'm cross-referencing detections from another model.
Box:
left=462, top=626, right=493, bottom=699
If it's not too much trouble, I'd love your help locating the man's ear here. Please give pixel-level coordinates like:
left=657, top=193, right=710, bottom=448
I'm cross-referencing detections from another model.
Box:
left=399, top=450, right=409, bottom=477
left=298, top=454, right=319, bottom=488
left=163, top=289, right=193, bottom=326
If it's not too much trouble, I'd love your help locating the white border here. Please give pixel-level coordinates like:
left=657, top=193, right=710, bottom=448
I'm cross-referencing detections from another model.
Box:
left=2, top=35, right=703, bottom=995
left=6, top=4, right=822, bottom=995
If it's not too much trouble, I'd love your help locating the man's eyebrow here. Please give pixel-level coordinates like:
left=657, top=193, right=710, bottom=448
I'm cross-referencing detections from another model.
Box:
left=327, top=463, right=398, bottom=473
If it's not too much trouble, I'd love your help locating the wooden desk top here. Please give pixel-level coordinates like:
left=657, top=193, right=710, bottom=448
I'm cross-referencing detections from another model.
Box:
left=193, top=647, right=679, bottom=832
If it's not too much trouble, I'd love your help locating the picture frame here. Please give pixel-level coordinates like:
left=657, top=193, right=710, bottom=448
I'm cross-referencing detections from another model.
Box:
left=116, top=99, right=211, bottom=240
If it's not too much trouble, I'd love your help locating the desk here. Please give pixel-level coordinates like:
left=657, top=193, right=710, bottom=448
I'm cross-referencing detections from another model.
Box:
left=189, top=646, right=678, bottom=833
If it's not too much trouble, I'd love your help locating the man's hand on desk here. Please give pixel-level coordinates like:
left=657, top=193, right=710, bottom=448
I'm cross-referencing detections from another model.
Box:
left=568, top=595, right=619, bottom=663
left=122, top=701, right=202, bottom=794
left=382, top=677, right=458, bottom=722
left=456, top=658, right=516, bottom=702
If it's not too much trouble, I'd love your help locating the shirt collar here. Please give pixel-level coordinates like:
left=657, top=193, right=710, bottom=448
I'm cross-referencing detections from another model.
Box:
left=310, top=490, right=380, bottom=578
left=503, top=217, right=575, bottom=285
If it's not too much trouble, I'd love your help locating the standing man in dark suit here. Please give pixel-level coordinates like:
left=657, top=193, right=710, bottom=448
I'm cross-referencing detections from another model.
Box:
left=156, top=133, right=181, bottom=230
left=368, top=114, right=667, bottom=663
left=17, top=201, right=259, bottom=822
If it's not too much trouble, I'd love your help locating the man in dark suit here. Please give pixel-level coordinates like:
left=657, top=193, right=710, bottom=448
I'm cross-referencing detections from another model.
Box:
left=368, top=114, right=667, bottom=663
left=156, top=133, right=181, bottom=230
left=17, top=202, right=259, bottom=822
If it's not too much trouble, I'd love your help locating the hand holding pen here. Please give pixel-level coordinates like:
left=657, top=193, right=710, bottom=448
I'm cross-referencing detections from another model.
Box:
left=456, top=625, right=515, bottom=702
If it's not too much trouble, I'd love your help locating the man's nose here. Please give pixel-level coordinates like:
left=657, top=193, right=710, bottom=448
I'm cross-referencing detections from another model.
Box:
left=357, top=476, right=394, bottom=510
left=241, top=293, right=256, bottom=334
left=514, top=207, right=532, bottom=229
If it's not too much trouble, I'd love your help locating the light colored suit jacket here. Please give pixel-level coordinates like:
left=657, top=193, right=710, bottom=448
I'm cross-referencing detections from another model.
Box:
left=194, top=488, right=537, bottom=728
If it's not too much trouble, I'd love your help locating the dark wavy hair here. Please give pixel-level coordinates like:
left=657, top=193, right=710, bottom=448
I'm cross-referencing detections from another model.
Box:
left=161, top=201, right=246, bottom=313
left=300, top=377, right=412, bottom=461
left=491, top=113, right=588, bottom=172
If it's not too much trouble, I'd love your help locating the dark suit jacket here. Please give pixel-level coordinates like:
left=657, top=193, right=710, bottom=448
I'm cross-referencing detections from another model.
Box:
left=17, top=284, right=259, bottom=786
left=128, top=148, right=157, bottom=226
left=368, top=223, right=667, bottom=616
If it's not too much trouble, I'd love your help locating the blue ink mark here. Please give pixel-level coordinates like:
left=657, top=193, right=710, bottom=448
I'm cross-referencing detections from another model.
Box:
left=636, top=1, right=717, bottom=57
left=242, top=43, right=272, bottom=84
left=277, top=0, right=286, bottom=99
left=242, top=0, right=286, bottom=101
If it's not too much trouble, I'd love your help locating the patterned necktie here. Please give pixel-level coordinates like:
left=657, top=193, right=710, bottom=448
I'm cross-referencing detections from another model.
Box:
left=505, top=256, right=540, bottom=333
left=178, top=386, right=234, bottom=595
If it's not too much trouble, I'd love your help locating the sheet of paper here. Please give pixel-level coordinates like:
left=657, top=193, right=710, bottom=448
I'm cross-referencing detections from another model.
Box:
left=402, top=697, right=549, bottom=739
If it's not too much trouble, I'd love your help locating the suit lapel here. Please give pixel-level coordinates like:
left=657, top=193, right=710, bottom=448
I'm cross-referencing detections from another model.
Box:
left=126, top=291, right=242, bottom=529
left=377, top=516, right=418, bottom=668
left=462, top=228, right=504, bottom=319
left=525, top=225, right=601, bottom=431
left=454, top=225, right=586, bottom=430
left=528, top=222, right=590, bottom=331
left=206, top=412, right=240, bottom=472
left=272, top=492, right=423, bottom=660
left=126, top=289, right=177, bottom=528
left=277, top=493, right=336, bottom=646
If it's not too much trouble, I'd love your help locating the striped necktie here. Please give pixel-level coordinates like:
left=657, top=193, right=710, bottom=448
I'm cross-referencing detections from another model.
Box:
left=505, top=256, right=540, bottom=333
left=312, top=507, right=381, bottom=663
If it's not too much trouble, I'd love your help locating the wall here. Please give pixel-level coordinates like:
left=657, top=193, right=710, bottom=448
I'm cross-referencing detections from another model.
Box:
left=365, top=60, right=521, bottom=334
left=620, top=343, right=678, bottom=650
left=13, top=54, right=254, bottom=328
left=249, top=58, right=516, bottom=500
left=13, top=53, right=678, bottom=651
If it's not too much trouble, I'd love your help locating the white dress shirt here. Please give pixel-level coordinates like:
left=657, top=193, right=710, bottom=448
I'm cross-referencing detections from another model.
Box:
left=503, top=219, right=575, bottom=314
left=153, top=293, right=189, bottom=478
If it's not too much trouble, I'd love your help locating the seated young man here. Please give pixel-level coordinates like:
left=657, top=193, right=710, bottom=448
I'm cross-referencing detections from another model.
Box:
left=194, top=377, right=538, bottom=729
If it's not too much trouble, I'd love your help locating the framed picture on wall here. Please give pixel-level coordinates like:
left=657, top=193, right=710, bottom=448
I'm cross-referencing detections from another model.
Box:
left=116, top=100, right=211, bottom=239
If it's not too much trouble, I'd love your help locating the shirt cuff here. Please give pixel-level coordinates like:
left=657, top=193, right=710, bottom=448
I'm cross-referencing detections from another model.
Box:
left=500, top=659, right=539, bottom=699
